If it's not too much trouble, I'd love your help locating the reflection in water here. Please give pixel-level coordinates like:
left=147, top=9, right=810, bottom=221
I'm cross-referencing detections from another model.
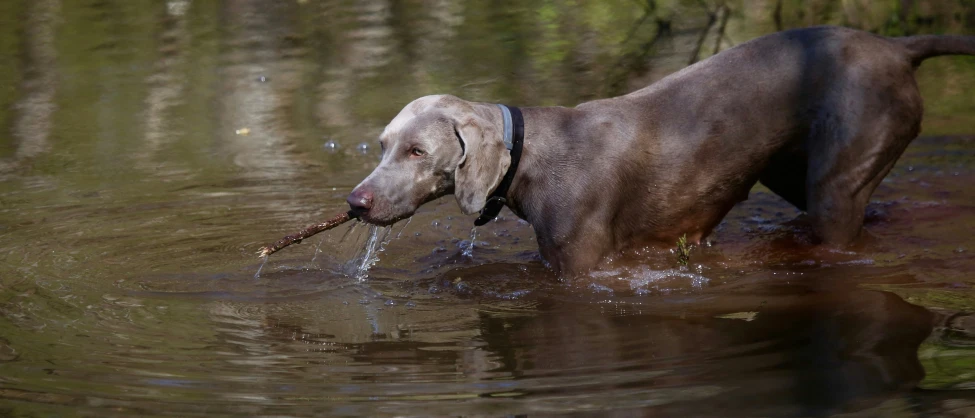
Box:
left=1, top=0, right=59, bottom=175
left=219, top=0, right=305, bottom=177
left=168, top=276, right=938, bottom=417
left=480, top=289, right=935, bottom=416
left=137, top=0, right=191, bottom=170
left=315, top=0, right=394, bottom=132
left=0, top=0, right=972, bottom=415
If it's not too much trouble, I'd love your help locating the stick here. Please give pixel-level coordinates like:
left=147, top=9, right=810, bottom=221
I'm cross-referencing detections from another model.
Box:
left=257, top=211, right=355, bottom=258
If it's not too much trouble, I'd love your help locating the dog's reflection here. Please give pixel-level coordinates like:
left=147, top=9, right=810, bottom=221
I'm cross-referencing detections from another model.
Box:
left=238, top=265, right=946, bottom=416
left=475, top=287, right=935, bottom=416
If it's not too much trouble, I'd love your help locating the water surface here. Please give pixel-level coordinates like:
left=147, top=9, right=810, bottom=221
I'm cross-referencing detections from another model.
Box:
left=1, top=0, right=974, bottom=416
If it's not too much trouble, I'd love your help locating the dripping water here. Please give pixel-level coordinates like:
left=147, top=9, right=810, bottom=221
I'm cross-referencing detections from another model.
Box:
left=310, top=235, right=328, bottom=263
left=395, top=217, right=413, bottom=239
left=254, top=255, right=269, bottom=279
left=339, top=221, right=361, bottom=244
left=349, top=224, right=393, bottom=281
left=313, top=221, right=361, bottom=263
left=462, top=227, right=477, bottom=258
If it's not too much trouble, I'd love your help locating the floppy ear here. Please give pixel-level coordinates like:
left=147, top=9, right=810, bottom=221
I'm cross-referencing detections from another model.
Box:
left=454, top=116, right=511, bottom=215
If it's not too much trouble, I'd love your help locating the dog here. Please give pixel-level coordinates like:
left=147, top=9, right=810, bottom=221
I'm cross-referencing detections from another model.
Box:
left=346, top=26, right=975, bottom=275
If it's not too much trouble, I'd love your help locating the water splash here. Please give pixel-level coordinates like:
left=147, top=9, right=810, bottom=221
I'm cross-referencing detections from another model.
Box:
left=462, top=227, right=477, bottom=258
left=357, top=226, right=383, bottom=277
left=349, top=225, right=393, bottom=281
left=588, top=266, right=710, bottom=295
left=626, top=267, right=709, bottom=295
left=351, top=219, right=411, bottom=280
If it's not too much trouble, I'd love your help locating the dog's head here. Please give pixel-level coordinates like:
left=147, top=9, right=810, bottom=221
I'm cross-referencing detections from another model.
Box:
left=346, top=95, right=511, bottom=225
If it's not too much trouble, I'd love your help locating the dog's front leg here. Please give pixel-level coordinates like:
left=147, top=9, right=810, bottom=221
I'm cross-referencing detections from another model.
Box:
left=534, top=219, right=613, bottom=276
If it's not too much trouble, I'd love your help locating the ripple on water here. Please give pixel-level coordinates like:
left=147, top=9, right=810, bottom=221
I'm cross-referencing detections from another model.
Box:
left=121, top=266, right=358, bottom=303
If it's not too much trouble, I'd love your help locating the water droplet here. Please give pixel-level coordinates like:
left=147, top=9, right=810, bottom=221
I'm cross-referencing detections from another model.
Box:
left=357, top=142, right=370, bottom=153
left=406, top=301, right=416, bottom=308
left=323, top=140, right=339, bottom=152
left=384, top=300, right=396, bottom=306
left=257, top=75, right=269, bottom=82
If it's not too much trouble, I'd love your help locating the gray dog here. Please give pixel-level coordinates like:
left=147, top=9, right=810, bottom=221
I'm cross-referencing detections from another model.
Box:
left=346, top=26, right=975, bottom=275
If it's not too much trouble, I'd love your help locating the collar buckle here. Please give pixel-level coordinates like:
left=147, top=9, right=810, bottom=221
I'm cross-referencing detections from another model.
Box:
left=485, top=196, right=507, bottom=205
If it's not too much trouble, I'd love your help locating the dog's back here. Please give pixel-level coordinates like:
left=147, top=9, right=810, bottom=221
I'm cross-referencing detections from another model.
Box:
left=574, top=26, right=975, bottom=250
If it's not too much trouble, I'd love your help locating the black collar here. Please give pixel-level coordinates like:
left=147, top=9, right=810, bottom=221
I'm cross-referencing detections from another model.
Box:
left=474, top=104, right=524, bottom=226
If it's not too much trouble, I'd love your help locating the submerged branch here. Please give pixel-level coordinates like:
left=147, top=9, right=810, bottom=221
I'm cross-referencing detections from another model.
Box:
left=257, top=211, right=355, bottom=258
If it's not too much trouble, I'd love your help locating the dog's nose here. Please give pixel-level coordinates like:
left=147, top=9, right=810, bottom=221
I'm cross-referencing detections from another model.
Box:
left=347, top=188, right=373, bottom=215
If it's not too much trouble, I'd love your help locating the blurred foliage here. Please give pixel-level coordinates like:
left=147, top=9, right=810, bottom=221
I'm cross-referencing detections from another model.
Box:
left=0, top=0, right=971, bottom=151
left=920, top=340, right=975, bottom=389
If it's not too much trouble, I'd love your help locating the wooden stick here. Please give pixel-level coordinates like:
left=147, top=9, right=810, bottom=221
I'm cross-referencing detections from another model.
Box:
left=257, top=211, right=355, bottom=258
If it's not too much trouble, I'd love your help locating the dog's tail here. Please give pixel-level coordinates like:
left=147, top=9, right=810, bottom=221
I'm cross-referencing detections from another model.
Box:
left=896, top=34, right=975, bottom=65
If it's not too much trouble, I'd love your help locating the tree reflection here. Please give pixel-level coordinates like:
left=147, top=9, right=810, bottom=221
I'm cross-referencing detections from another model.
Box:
left=0, top=0, right=59, bottom=176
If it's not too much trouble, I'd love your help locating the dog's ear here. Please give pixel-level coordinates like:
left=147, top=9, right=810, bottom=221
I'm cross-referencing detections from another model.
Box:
left=453, top=116, right=511, bottom=215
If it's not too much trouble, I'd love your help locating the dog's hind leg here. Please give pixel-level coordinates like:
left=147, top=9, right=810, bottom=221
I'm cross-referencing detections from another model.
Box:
left=804, top=94, right=921, bottom=245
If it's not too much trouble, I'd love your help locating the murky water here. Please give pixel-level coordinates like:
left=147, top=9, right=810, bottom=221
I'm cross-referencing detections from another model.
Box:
left=0, top=0, right=974, bottom=416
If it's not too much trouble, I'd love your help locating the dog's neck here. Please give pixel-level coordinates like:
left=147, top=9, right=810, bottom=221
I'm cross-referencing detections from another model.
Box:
left=468, top=101, right=577, bottom=228
left=474, top=104, right=524, bottom=226
left=498, top=106, right=577, bottom=225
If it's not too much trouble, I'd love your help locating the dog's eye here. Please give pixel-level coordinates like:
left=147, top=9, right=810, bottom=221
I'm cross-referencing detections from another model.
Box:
left=410, top=147, right=425, bottom=157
